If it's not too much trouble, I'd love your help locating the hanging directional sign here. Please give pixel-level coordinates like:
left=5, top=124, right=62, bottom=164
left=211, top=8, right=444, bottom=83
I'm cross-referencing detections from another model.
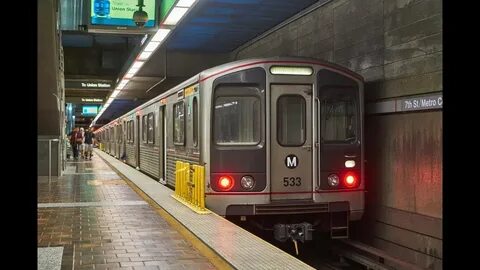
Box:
left=65, top=80, right=113, bottom=89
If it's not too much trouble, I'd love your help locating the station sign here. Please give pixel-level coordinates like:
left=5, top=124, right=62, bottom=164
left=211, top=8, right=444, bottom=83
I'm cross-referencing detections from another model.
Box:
left=66, top=97, right=105, bottom=103
left=65, top=80, right=113, bottom=89
left=366, top=93, right=442, bottom=115
left=399, top=94, right=442, bottom=111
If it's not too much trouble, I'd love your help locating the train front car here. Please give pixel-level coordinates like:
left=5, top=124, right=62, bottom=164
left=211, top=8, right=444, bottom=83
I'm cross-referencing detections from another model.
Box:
left=203, top=57, right=364, bottom=244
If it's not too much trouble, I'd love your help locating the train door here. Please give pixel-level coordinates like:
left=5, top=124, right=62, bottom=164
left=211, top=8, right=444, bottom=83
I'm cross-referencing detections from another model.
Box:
left=115, top=125, right=119, bottom=158
left=118, top=123, right=123, bottom=158
left=108, top=128, right=112, bottom=154
left=135, top=115, right=140, bottom=168
left=270, top=84, right=313, bottom=201
left=158, top=106, right=166, bottom=184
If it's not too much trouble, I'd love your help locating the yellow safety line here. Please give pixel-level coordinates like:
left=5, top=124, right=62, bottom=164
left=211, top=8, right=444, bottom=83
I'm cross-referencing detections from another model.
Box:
left=171, top=194, right=211, bottom=215
left=96, top=152, right=233, bottom=270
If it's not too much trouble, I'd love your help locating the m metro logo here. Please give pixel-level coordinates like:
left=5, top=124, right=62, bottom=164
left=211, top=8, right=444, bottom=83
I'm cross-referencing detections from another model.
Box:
left=285, top=154, right=299, bottom=169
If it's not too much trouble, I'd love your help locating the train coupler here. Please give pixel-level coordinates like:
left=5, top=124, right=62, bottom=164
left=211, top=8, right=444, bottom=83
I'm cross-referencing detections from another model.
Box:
left=274, top=222, right=313, bottom=243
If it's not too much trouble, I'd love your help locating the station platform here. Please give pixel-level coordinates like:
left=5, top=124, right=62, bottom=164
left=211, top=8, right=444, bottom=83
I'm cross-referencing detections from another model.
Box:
left=38, top=149, right=314, bottom=270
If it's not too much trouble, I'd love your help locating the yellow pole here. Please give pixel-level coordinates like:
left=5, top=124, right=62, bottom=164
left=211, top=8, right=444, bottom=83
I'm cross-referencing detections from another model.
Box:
left=183, top=162, right=188, bottom=200
left=196, top=166, right=200, bottom=207
left=175, top=161, right=180, bottom=197
left=182, top=162, right=185, bottom=199
left=200, top=166, right=205, bottom=209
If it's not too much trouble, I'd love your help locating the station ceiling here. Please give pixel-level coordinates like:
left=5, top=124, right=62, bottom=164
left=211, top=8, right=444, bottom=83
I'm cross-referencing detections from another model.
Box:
left=63, top=0, right=321, bottom=126
left=167, top=0, right=319, bottom=52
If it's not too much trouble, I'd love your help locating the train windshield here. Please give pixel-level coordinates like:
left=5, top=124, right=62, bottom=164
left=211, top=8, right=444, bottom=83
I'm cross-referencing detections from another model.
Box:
left=320, top=86, right=358, bottom=143
left=214, top=96, right=261, bottom=145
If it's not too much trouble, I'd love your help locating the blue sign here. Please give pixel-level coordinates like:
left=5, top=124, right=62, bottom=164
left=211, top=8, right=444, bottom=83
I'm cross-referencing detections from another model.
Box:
left=83, top=106, right=99, bottom=115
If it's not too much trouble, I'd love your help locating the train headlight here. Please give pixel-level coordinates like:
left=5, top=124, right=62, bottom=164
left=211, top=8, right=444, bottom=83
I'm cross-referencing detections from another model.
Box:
left=345, top=160, right=356, bottom=168
left=327, top=174, right=340, bottom=187
left=241, top=176, right=255, bottom=190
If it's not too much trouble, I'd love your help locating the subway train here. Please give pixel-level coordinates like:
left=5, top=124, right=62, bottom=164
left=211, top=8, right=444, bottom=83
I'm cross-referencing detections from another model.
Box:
left=95, top=57, right=365, bottom=243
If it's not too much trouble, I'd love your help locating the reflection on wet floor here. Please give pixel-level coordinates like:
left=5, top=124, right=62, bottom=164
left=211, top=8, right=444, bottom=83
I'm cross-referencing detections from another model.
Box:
left=38, top=154, right=216, bottom=270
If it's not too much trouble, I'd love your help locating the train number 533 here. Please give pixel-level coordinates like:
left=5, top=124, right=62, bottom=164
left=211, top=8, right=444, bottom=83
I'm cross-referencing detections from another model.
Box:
left=283, top=177, right=301, bottom=187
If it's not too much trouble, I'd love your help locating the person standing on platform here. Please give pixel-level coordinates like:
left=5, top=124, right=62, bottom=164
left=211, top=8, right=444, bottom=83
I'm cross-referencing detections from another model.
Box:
left=79, top=127, right=85, bottom=158
left=84, top=127, right=95, bottom=160
left=68, top=127, right=80, bottom=160
left=75, top=128, right=84, bottom=159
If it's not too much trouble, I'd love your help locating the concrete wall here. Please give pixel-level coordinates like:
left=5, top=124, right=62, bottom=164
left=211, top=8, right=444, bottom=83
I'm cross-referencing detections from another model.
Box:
left=232, top=0, right=442, bottom=268
left=38, top=0, right=64, bottom=176
left=38, top=0, right=63, bottom=136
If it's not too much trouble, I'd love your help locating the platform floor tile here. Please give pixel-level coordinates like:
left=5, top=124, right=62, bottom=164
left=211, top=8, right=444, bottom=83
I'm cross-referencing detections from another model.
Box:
left=38, top=154, right=216, bottom=270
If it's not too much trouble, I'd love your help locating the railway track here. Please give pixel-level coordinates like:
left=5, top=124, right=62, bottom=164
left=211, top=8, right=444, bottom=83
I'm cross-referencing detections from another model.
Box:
left=253, top=229, right=424, bottom=270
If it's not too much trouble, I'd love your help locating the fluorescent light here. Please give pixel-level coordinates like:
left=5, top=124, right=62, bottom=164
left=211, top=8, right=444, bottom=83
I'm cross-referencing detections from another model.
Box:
left=132, top=61, right=144, bottom=69
left=144, top=41, right=160, bottom=52
left=163, top=7, right=188, bottom=25
left=110, top=90, right=120, bottom=98
left=140, top=34, right=148, bottom=45
left=128, top=67, right=140, bottom=75
left=138, top=51, right=153, bottom=61
left=116, top=84, right=126, bottom=90
left=177, top=0, right=196, bottom=7
left=120, top=79, right=129, bottom=85
left=151, top=28, right=171, bottom=42
left=108, top=98, right=114, bottom=103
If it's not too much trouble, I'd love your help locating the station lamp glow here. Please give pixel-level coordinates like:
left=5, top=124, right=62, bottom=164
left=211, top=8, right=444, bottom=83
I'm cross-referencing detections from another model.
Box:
left=131, top=61, right=144, bottom=69
left=163, top=0, right=197, bottom=25
left=110, top=90, right=120, bottom=98
left=177, top=0, right=197, bottom=7
left=163, top=7, right=188, bottom=25
left=144, top=41, right=160, bottom=52
left=138, top=51, right=153, bottom=61
left=151, top=28, right=171, bottom=42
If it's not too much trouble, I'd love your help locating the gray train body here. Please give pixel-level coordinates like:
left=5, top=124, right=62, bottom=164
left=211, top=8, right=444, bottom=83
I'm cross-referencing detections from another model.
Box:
left=96, top=57, right=365, bottom=242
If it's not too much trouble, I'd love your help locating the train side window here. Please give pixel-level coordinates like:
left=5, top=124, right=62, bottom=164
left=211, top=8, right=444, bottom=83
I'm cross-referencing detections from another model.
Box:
left=129, top=120, right=133, bottom=143
left=277, top=95, right=306, bottom=146
left=173, top=101, right=185, bottom=145
left=142, top=115, right=147, bottom=143
left=147, top=112, right=155, bottom=144
left=129, top=121, right=132, bottom=142
left=128, top=121, right=132, bottom=143
left=214, top=96, right=260, bottom=145
left=193, top=97, right=198, bottom=147
left=119, top=125, right=122, bottom=142
left=126, top=122, right=130, bottom=142
left=131, top=120, right=134, bottom=143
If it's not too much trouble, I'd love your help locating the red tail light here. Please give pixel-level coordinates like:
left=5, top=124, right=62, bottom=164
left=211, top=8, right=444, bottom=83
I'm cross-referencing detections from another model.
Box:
left=218, top=176, right=234, bottom=191
left=344, top=173, right=357, bottom=188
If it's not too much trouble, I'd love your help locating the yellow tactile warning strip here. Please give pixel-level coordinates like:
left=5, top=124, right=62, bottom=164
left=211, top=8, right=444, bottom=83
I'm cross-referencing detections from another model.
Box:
left=97, top=152, right=234, bottom=270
